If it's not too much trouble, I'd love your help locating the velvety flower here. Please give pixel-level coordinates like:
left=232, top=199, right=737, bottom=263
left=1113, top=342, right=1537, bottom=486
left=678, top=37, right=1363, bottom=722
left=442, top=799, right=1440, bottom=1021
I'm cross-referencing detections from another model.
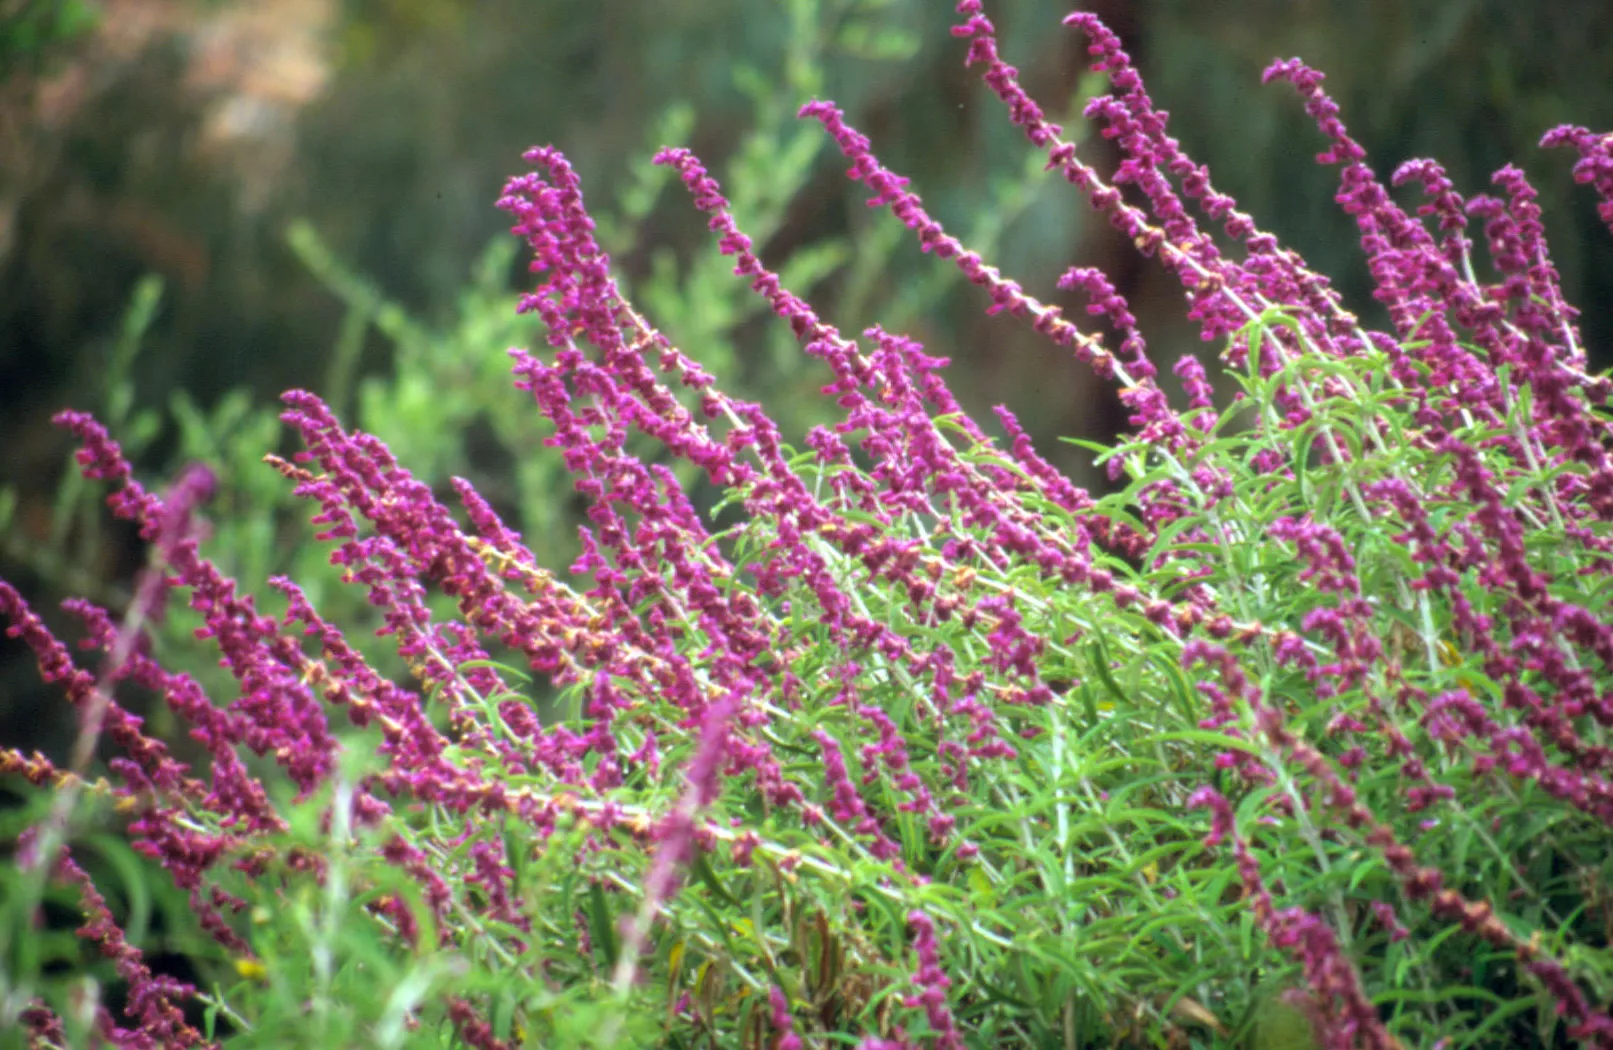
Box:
left=902, top=910, right=963, bottom=1050
left=769, top=986, right=803, bottom=1050
left=9, top=7, right=1613, bottom=1047
left=1541, top=125, right=1613, bottom=235
left=54, top=848, right=211, bottom=1048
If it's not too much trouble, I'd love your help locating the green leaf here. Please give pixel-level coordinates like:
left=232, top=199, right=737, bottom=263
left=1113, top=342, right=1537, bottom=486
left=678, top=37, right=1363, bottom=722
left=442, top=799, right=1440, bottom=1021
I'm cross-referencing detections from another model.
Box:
left=588, top=881, right=619, bottom=969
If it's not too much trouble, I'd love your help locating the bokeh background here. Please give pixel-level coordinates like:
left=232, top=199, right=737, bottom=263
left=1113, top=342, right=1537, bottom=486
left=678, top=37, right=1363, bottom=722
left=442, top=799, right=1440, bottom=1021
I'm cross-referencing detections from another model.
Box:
left=4, top=0, right=1613, bottom=752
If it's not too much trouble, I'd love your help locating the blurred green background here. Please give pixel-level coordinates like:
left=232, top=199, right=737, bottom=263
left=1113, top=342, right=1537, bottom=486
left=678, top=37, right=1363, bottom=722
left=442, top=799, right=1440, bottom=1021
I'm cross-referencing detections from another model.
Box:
left=3, top=0, right=1612, bottom=754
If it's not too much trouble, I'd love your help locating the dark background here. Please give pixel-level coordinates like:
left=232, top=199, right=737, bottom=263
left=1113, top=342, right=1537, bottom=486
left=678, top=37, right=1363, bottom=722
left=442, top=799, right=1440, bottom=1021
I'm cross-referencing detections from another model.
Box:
left=4, top=0, right=1613, bottom=749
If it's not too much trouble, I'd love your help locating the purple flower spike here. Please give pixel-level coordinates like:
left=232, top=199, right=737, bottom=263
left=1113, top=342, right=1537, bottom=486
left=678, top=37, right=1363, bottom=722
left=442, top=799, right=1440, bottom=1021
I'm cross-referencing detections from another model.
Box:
left=1541, top=125, right=1613, bottom=235
left=7, top=8, right=1613, bottom=1047
left=903, top=910, right=963, bottom=1050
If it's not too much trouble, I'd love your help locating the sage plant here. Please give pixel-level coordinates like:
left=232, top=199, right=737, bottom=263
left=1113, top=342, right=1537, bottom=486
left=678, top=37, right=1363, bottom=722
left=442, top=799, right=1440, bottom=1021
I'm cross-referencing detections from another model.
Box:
left=5, top=3, right=1613, bottom=1048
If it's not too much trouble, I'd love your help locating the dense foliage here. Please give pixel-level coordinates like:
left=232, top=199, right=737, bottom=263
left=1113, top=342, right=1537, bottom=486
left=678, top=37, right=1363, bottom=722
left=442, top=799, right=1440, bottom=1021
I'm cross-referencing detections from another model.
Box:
left=5, top=3, right=1613, bottom=1047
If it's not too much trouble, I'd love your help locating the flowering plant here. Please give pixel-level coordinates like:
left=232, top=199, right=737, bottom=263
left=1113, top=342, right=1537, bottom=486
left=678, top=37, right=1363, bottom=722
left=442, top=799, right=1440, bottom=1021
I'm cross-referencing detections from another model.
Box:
left=5, top=3, right=1613, bottom=1048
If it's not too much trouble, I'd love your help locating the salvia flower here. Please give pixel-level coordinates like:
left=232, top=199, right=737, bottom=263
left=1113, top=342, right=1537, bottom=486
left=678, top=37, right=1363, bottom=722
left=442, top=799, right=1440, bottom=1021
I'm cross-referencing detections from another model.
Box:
left=7, top=6, right=1613, bottom=1049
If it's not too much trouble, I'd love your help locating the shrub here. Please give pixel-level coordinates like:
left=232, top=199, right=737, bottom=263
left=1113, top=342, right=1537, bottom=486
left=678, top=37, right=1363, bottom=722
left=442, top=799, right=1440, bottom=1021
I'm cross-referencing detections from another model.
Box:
left=5, top=3, right=1613, bottom=1047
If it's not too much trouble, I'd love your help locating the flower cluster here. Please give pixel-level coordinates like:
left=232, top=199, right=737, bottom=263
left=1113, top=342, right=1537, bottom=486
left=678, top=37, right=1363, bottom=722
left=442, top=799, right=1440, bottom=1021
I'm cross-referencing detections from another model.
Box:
left=5, top=3, right=1613, bottom=1048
